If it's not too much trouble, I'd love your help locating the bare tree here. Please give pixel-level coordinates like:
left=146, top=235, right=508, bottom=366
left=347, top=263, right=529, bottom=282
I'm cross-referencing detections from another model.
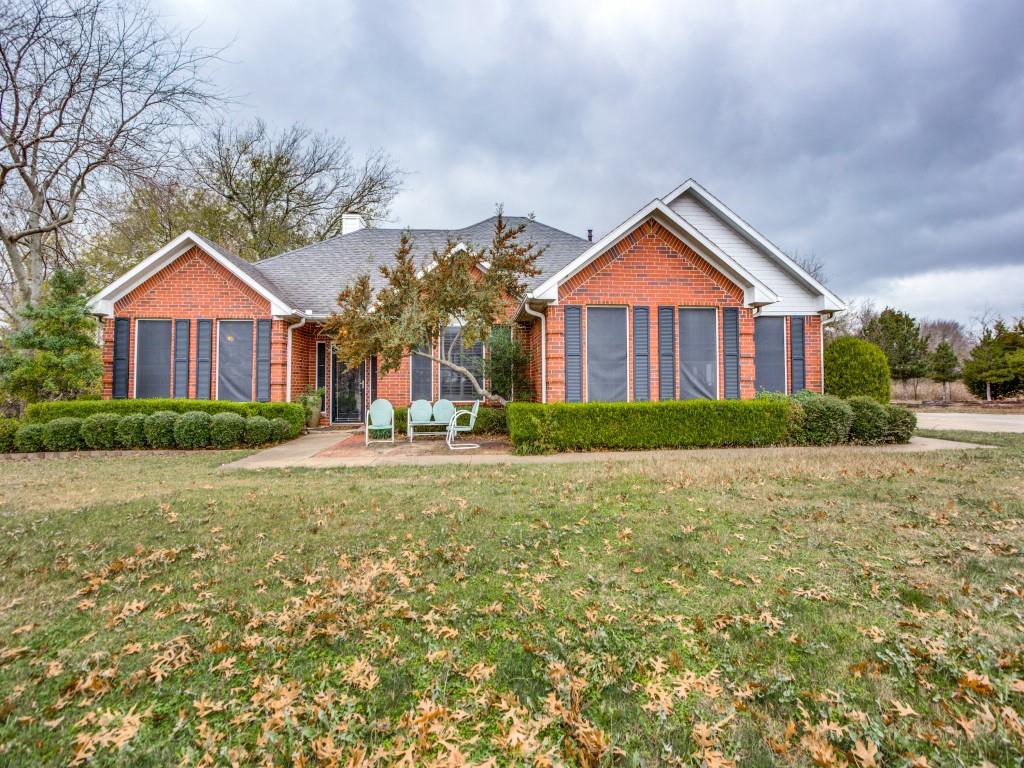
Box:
left=191, top=120, right=403, bottom=260
left=787, top=249, right=828, bottom=283
left=919, top=317, right=974, bottom=358
left=824, top=298, right=878, bottom=342
left=0, top=0, right=222, bottom=324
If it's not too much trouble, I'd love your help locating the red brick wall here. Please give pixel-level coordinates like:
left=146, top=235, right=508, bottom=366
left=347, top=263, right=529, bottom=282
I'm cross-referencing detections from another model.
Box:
left=545, top=218, right=757, bottom=401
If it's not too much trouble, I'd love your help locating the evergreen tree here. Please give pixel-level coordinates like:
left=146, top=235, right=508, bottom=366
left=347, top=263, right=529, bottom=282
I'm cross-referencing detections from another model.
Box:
left=0, top=270, right=102, bottom=407
left=929, top=340, right=960, bottom=402
left=862, top=308, right=930, bottom=399
left=962, top=320, right=1024, bottom=400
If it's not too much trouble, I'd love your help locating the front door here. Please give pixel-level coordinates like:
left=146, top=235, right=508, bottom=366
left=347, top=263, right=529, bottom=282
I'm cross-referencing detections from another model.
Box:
left=332, top=355, right=364, bottom=423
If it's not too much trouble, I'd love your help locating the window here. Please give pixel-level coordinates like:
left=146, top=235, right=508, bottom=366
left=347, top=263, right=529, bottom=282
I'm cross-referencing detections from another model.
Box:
left=316, top=342, right=327, bottom=412
left=754, top=316, right=786, bottom=393
left=217, top=320, right=253, bottom=401
left=411, top=344, right=432, bottom=401
left=586, top=306, right=628, bottom=402
left=679, top=308, right=717, bottom=399
left=135, top=320, right=172, bottom=398
left=439, top=327, right=483, bottom=400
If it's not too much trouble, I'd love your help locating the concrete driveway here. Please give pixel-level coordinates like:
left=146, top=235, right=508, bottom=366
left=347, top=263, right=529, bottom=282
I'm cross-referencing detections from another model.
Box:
left=915, top=411, right=1024, bottom=433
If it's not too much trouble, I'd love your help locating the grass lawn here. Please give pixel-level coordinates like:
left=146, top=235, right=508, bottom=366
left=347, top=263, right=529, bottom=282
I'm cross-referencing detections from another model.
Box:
left=1, top=432, right=1022, bottom=767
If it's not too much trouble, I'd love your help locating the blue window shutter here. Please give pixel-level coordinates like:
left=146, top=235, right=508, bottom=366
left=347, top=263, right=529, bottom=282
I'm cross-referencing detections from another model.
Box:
left=564, top=306, right=582, bottom=402
left=658, top=307, right=675, bottom=400
left=256, top=319, right=272, bottom=402
left=173, top=320, right=190, bottom=398
left=195, top=320, right=212, bottom=400
left=723, top=308, right=740, bottom=399
left=790, top=316, right=806, bottom=392
left=633, top=307, right=649, bottom=401
left=112, top=318, right=130, bottom=399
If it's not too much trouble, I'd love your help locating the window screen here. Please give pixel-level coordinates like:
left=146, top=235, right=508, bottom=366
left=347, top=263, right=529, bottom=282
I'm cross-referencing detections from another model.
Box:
left=754, top=316, right=786, bottom=393
left=217, top=320, right=253, bottom=401
left=790, top=317, right=806, bottom=392
left=411, top=345, right=432, bottom=401
left=679, top=308, right=718, bottom=399
left=586, top=307, right=628, bottom=402
left=135, top=320, right=171, bottom=398
left=439, top=327, right=483, bottom=400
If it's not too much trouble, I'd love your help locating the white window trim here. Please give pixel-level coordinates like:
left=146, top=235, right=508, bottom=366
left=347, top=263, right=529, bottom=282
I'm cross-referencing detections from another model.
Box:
left=584, top=305, right=631, bottom=404
left=677, top=306, right=721, bottom=401
left=133, top=318, right=173, bottom=400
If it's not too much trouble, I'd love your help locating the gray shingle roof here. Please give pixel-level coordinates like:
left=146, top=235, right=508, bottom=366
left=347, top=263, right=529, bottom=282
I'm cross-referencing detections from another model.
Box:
left=251, top=216, right=590, bottom=315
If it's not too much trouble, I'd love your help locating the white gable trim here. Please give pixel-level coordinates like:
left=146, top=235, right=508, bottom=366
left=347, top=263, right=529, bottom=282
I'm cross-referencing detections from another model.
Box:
left=529, top=199, right=778, bottom=306
left=663, top=179, right=846, bottom=312
left=88, top=231, right=294, bottom=317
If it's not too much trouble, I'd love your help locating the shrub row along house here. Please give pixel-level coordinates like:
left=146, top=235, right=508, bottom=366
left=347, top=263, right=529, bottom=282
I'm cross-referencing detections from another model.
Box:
left=87, top=179, right=847, bottom=424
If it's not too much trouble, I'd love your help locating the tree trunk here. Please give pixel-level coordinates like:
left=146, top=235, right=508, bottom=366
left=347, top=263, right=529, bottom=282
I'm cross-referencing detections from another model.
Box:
left=416, top=351, right=507, bottom=406
left=902, top=379, right=909, bottom=401
left=943, top=381, right=949, bottom=403
left=986, top=381, right=992, bottom=402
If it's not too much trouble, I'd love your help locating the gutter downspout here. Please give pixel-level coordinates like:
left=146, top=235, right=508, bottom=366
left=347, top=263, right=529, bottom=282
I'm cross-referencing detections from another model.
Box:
left=522, top=302, right=547, bottom=403
left=285, top=315, right=308, bottom=402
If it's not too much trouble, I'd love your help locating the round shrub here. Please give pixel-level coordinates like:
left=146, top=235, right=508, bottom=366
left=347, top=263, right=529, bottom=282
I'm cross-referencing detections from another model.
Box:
left=884, top=404, right=917, bottom=444
left=210, top=412, right=246, bottom=448
left=792, top=392, right=853, bottom=445
left=144, top=411, right=179, bottom=449
left=270, top=417, right=292, bottom=442
left=824, top=337, right=891, bottom=403
left=14, top=423, right=46, bottom=452
left=243, top=415, right=273, bottom=446
left=81, top=413, right=121, bottom=450
left=0, top=418, right=20, bottom=453
left=174, top=411, right=212, bottom=449
left=117, top=413, right=149, bottom=449
left=847, top=395, right=889, bottom=444
left=42, top=417, right=85, bottom=452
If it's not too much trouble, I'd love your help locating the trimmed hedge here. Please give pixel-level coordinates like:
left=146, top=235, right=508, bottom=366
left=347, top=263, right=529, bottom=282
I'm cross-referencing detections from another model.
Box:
left=117, top=413, right=148, bottom=449
left=243, top=416, right=273, bottom=447
left=507, top=400, right=791, bottom=454
left=25, top=398, right=304, bottom=438
left=270, top=417, right=292, bottom=442
left=847, top=395, right=889, bottom=444
left=174, top=412, right=212, bottom=449
left=0, top=418, right=19, bottom=453
left=81, top=413, right=121, bottom=450
left=392, top=405, right=509, bottom=437
left=790, top=392, right=853, bottom=445
left=15, top=423, right=46, bottom=452
left=884, top=404, right=916, bottom=444
left=824, top=338, right=891, bottom=403
left=144, top=411, right=179, bottom=449
left=42, top=417, right=85, bottom=452
left=210, top=412, right=246, bottom=448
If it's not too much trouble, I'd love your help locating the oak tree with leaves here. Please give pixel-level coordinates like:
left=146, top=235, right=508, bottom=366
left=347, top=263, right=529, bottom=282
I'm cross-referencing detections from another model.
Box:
left=324, top=209, right=542, bottom=405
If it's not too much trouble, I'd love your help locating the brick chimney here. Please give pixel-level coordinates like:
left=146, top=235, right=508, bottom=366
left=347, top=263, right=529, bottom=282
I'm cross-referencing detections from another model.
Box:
left=341, top=214, right=366, bottom=235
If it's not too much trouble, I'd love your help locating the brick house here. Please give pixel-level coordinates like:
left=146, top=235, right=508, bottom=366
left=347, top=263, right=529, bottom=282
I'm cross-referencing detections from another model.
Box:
left=88, top=179, right=846, bottom=424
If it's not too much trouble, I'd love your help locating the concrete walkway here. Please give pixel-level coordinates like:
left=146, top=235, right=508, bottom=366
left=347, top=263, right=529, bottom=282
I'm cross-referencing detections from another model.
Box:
left=221, top=432, right=987, bottom=470
left=915, top=411, right=1024, bottom=433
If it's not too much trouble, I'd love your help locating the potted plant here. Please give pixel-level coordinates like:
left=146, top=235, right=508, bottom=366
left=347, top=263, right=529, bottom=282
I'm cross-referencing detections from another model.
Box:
left=297, top=386, right=324, bottom=428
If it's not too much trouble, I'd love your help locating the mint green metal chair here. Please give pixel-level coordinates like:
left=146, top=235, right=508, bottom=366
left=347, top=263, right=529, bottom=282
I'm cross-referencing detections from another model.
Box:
left=407, top=399, right=435, bottom=441
left=365, top=399, right=395, bottom=445
left=446, top=400, right=480, bottom=450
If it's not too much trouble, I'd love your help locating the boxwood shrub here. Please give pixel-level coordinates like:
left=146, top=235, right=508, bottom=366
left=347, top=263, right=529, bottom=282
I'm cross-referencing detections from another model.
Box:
left=243, top=415, right=274, bottom=447
left=117, top=413, right=149, bottom=449
left=210, top=412, right=246, bottom=448
left=790, top=392, right=853, bottom=445
left=393, top=404, right=508, bottom=436
left=270, top=417, right=292, bottom=442
left=14, top=423, right=46, bottom=452
left=42, top=417, right=85, bottom=452
left=144, top=411, right=179, bottom=449
left=507, top=400, right=791, bottom=454
left=174, top=412, right=212, bottom=449
left=847, top=395, right=889, bottom=444
left=26, top=398, right=304, bottom=437
left=824, top=337, right=891, bottom=403
left=884, top=404, right=916, bottom=444
left=81, top=413, right=121, bottom=450
left=0, top=418, right=19, bottom=453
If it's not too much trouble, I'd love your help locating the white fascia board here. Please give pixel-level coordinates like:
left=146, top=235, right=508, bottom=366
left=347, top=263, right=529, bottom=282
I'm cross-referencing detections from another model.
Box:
left=664, top=179, right=847, bottom=312
left=87, top=230, right=295, bottom=317
left=530, top=199, right=777, bottom=307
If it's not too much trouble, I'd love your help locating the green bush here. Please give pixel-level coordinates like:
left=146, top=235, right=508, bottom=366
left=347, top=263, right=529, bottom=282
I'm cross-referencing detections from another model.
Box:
left=0, top=418, right=19, bottom=453
left=42, top=417, right=85, bottom=452
left=174, top=412, right=212, bottom=449
left=243, top=415, right=273, bottom=446
left=507, top=400, right=791, bottom=454
left=81, top=413, right=121, bottom=450
left=14, top=423, right=45, bottom=452
left=270, top=417, right=292, bottom=442
left=824, top=337, right=891, bottom=403
left=26, top=398, right=305, bottom=437
left=393, top=404, right=508, bottom=436
left=791, top=391, right=853, bottom=445
left=144, top=411, right=179, bottom=449
left=884, top=404, right=916, bottom=444
left=117, top=413, right=148, bottom=449
left=210, top=412, right=246, bottom=448
left=847, top=396, right=889, bottom=444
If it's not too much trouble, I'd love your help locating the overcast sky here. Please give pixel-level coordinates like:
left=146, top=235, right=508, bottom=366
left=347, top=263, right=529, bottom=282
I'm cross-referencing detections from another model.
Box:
left=160, top=0, right=1023, bottom=326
